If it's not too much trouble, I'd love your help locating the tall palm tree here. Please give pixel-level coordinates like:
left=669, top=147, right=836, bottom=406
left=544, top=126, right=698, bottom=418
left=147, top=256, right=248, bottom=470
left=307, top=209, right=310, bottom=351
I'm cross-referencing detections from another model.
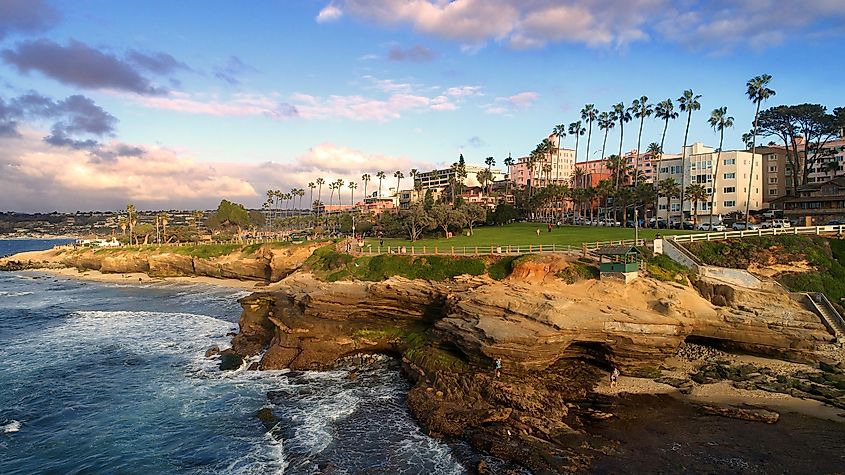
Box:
left=308, top=183, right=315, bottom=213
left=745, top=74, right=776, bottom=220
left=654, top=99, right=678, bottom=190
left=707, top=106, right=734, bottom=225
left=646, top=142, right=663, bottom=217
left=630, top=96, right=653, bottom=187
left=349, top=181, right=357, bottom=209
left=335, top=179, right=345, bottom=205
left=568, top=121, right=585, bottom=169
left=118, top=216, right=127, bottom=236
left=824, top=160, right=840, bottom=180
left=361, top=173, right=371, bottom=199
left=483, top=157, right=495, bottom=195
left=274, top=189, right=282, bottom=221
left=316, top=178, right=325, bottom=216
left=553, top=124, right=567, bottom=181
left=376, top=171, right=386, bottom=197
left=684, top=183, right=708, bottom=226
left=503, top=154, right=515, bottom=195
left=126, top=204, right=137, bottom=245
left=658, top=178, right=681, bottom=222
left=265, top=189, right=275, bottom=229
left=678, top=89, right=702, bottom=220
left=393, top=170, right=404, bottom=196
left=598, top=111, right=615, bottom=161
left=160, top=213, right=169, bottom=243
left=613, top=102, right=631, bottom=187
left=328, top=182, right=336, bottom=211
left=581, top=104, right=597, bottom=163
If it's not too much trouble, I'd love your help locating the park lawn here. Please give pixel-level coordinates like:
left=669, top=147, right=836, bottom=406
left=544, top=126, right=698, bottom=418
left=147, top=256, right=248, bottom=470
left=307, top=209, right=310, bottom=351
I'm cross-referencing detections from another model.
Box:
left=365, top=223, right=692, bottom=250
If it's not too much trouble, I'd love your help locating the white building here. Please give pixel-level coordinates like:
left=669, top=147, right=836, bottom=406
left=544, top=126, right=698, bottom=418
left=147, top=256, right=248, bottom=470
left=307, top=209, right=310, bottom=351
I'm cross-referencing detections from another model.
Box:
left=414, top=165, right=505, bottom=190
left=656, top=143, right=763, bottom=222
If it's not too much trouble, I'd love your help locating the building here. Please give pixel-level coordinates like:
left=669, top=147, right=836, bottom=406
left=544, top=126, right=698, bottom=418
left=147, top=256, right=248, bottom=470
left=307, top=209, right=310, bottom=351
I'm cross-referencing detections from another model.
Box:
left=771, top=177, right=845, bottom=225
left=414, top=165, right=505, bottom=191
left=361, top=197, right=397, bottom=214
left=509, top=133, right=576, bottom=189
left=757, top=145, right=791, bottom=207
left=655, top=143, right=763, bottom=222
left=398, top=188, right=444, bottom=209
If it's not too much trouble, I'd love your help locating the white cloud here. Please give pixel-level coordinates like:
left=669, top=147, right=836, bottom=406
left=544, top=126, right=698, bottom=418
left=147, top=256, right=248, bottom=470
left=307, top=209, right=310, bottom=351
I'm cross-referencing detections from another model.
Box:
left=316, top=4, right=343, bottom=23
left=483, top=91, right=539, bottom=115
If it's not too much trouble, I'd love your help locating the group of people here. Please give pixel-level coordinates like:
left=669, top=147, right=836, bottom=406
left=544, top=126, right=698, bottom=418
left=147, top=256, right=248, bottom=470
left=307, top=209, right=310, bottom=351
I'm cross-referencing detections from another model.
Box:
left=491, top=357, right=620, bottom=389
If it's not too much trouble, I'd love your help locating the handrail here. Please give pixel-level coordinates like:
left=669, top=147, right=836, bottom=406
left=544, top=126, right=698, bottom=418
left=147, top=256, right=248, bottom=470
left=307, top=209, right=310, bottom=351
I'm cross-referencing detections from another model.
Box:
left=811, top=292, right=845, bottom=337
left=668, top=224, right=844, bottom=243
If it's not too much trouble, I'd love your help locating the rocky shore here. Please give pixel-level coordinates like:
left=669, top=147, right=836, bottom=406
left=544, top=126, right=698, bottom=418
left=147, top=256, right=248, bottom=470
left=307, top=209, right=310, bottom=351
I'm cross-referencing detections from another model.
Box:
left=222, top=256, right=842, bottom=473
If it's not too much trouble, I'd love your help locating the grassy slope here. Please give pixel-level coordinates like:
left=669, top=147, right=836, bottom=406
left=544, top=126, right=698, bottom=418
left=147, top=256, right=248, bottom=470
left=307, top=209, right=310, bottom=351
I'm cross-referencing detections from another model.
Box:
left=685, top=236, right=845, bottom=312
left=87, top=241, right=299, bottom=259
left=365, top=223, right=692, bottom=250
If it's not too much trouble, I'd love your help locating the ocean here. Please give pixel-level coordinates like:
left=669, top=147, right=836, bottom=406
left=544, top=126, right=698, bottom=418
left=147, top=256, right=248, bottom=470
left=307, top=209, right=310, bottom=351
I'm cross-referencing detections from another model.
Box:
left=0, top=239, right=472, bottom=474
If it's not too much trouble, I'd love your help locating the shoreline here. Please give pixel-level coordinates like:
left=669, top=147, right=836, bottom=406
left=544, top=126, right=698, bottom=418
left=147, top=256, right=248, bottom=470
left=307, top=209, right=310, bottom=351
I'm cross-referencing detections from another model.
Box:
left=26, top=266, right=270, bottom=291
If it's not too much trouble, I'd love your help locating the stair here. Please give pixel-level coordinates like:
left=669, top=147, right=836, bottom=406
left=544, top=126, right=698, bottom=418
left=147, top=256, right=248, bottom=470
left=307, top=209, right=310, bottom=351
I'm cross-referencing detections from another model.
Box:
left=806, top=292, right=845, bottom=338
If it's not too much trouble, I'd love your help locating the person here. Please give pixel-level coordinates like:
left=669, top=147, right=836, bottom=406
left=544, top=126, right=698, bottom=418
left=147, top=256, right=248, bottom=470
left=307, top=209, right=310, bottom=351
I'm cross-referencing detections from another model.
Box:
left=494, top=358, right=502, bottom=378
left=610, top=367, right=620, bottom=388
left=536, top=228, right=541, bottom=236
left=547, top=222, right=552, bottom=232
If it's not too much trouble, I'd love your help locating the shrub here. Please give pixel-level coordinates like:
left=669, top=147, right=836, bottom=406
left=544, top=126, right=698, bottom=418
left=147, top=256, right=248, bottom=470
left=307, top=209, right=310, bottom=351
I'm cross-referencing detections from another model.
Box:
left=487, top=255, right=519, bottom=280
left=647, top=254, right=691, bottom=284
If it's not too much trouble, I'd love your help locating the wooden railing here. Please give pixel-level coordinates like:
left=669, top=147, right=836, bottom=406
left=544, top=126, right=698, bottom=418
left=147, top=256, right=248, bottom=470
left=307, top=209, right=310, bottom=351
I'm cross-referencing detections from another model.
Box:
left=359, top=239, right=645, bottom=256
left=668, top=225, right=845, bottom=243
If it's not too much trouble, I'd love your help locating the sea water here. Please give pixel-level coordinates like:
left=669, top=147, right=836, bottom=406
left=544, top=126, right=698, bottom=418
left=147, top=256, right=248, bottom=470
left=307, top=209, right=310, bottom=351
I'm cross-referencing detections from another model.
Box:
left=0, top=240, right=469, bottom=474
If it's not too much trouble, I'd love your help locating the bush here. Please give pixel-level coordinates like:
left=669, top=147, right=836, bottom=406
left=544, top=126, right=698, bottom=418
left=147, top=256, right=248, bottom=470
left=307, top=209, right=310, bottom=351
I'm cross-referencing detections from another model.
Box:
left=487, top=255, right=519, bottom=280
left=556, top=262, right=599, bottom=284
left=647, top=254, right=691, bottom=284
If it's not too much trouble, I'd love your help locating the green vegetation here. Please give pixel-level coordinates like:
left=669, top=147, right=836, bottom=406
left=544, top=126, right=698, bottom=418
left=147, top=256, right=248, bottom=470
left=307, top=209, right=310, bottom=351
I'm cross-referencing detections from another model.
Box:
left=686, top=236, right=845, bottom=311
left=88, top=241, right=301, bottom=259
left=556, top=259, right=600, bottom=284
left=487, top=255, right=519, bottom=280
left=366, top=223, right=690, bottom=250
left=646, top=253, right=692, bottom=285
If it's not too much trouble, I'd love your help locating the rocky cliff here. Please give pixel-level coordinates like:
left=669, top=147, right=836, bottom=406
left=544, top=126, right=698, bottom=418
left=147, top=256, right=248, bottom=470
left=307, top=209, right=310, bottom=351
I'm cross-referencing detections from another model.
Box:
left=0, top=243, right=322, bottom=282
left=226, top=262, right=834, bottom=473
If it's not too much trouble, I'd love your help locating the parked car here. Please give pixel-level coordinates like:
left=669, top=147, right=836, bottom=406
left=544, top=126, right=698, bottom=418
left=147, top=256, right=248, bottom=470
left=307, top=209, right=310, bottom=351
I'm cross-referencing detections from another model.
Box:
left=731, top=221, right=759, bottom=231
left=697, top=223, right=726, bottom=231
left=761, top=219, right=791, bottom=229
left=827, top=220, right=844, bottom=225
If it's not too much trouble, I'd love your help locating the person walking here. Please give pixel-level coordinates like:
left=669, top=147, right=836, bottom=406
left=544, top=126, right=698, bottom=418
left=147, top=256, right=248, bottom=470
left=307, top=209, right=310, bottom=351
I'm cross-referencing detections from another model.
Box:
left=494, top=358, right=502, bottom=378
left=610, top=367, right=620, bottom=388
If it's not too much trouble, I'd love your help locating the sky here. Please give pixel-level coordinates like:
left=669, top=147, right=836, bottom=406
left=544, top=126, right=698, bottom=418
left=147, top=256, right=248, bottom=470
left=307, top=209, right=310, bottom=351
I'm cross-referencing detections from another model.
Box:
left=1, top=0, right=843, bottom=212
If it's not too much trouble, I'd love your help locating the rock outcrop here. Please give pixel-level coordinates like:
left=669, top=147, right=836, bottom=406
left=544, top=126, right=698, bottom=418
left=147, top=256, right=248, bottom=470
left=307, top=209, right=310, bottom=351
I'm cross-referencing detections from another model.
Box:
left=225, top=270, right=835, bottom=473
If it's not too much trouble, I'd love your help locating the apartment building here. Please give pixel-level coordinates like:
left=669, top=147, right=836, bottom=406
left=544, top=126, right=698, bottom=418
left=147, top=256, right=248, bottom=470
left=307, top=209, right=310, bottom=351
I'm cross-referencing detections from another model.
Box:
left=655, top=143, right=763, bottom=222
left=509, top=133, right=576, bottom=189
left=415, top=165, right=505, bottom=190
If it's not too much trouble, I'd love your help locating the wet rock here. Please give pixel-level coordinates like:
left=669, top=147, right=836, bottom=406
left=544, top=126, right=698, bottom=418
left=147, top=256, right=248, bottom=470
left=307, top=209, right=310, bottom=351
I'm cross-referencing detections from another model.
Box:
left=256, top=407, right=278, bottom=430
left=699, top=405, right=780, bottom=424
left=205, top=345, right=220, bottom=357
left=218, top=349, right=243, bottom=371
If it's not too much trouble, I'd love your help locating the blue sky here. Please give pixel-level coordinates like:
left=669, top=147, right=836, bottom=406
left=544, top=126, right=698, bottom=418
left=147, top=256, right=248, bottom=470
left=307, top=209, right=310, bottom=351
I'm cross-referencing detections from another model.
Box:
left=1, top=0, right=843, bottom=211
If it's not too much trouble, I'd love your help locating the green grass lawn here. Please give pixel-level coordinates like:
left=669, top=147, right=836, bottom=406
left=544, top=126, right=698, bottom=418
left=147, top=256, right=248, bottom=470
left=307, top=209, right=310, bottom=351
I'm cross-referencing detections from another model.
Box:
left=365, top=223, right=692, bottom=250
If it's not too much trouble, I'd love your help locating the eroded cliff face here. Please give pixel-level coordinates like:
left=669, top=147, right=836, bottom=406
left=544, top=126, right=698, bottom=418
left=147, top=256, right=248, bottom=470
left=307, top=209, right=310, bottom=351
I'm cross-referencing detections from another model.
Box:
left=0, top=243, right=322, bottom=282
left=227, top=269, right=834, bottom=474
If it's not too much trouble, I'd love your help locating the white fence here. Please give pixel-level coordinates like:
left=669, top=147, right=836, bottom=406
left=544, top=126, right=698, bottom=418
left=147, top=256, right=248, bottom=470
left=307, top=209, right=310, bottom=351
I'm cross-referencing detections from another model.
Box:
left=669, top=225, right=845, bottom=243
left=361, top=239, right=646, bottom=257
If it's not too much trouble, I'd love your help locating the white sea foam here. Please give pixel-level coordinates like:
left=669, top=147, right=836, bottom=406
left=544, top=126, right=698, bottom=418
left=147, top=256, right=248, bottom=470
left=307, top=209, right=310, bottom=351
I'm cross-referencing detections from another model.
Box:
left=2, top=420, right=21, bottom=433
left=0, top=291, right=32, bottom=297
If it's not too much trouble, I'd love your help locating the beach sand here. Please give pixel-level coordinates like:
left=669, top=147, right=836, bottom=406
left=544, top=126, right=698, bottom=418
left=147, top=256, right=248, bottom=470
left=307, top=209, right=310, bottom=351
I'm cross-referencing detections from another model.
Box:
left=30, top=267, right=269, bottom=291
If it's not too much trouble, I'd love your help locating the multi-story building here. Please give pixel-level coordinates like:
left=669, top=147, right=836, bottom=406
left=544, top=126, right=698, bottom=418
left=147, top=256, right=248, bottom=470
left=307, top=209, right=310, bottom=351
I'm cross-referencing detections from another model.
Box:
left=509, top=133, right=576, bottom=189
left=655, top=143, right=763, bottom=222
left=771, top=177, right=845, bottom=225
left=802, top=136, right=845, bottom=184
left=398, top=188, right=444, bottom=209
left=414, top=165, right=505, bottom=190
left=757, top=145, right=791, bottom=207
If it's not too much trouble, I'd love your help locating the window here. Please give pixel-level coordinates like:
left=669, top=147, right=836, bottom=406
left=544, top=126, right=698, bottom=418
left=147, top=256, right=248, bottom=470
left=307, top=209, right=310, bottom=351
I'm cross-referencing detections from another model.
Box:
left=769, top=189, right=779, bottom=195
left=723, top=200, right=736, bottom=207
left=769, top=177, right=778, bottom=184
left=671, top=203, right=681, bottom=212
left=724, top=159, right=736, bottom=166
left=659, top=167, right=669, bottom=174
left=767, top=154, right=777, bottom=161
left=723, top=187, right=736, bottom=193
left=659, top=204, right=667, bottom=210
left=724, top=172, right=736, bottom=179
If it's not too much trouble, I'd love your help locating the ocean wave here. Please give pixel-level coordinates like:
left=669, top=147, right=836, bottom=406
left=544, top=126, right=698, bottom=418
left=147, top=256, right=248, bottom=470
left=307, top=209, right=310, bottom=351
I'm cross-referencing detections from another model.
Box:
left=0, top=291, right=33, bottom=297
left=2, top=420, right=21, bottom=433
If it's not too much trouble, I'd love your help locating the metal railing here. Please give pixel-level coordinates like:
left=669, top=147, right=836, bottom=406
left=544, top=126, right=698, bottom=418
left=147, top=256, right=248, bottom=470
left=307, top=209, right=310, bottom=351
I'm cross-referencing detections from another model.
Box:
left=358, top=239, right=645, bottom=257
left=668, top=224, right=845, bottom=243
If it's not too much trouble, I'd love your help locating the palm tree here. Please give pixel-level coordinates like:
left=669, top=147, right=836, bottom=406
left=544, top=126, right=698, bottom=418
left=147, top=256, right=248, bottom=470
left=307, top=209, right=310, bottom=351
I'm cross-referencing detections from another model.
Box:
left=393, top=170, right=404, bottom=197
left=568, top=121, right=585, bottom=169
left=376, top=171, right=386, bottom=197
left=613, top=102, right=631, bottom=187
left=483, top=157, right=495, bottom=195
left=307, top=182, right=315, bottom=214
left=684, top=183, right=708, bottom=226
left=657, top=177, right=681, bottom=222
left=160, top=213, right=169, bottom=243
left=503, top=154, right=515, bottom=195
left=265, top=189, right=275, bottom=229
left=348, top=181, right=358, bottom=209
left=118, top=217, right=127, bottom=236
left=646, top=142, right=663, bottom=217
left=598, top=111, right=615, bottom=161
left=581, top=104, right=597, bottom=164
left=678, top=89, right=702, bottom=220
left=553, top=124, right=567, bottom=181
left=630, top=96, right=653, bottom=187
left=573, top=166, right=586, bottom=217
left=745, top=74, right=776, bottom=220
left=335, top=179, right=345, bottom=206
left=824, top=160, right=840, bottom=180
left=316, top=178, right=325, bottom=216
left=654, top=99, right=678, bottom=189
left=361, top=173, right=371, bottom=199
left=328, top=182, right=336, bottom=211
left=595, top=179, right=614, bottom=223
left=126, top=204, right=137, bottom=245
left=707, top=106, right=734, bottom=225
left=274, top=189, right=282, bottom=221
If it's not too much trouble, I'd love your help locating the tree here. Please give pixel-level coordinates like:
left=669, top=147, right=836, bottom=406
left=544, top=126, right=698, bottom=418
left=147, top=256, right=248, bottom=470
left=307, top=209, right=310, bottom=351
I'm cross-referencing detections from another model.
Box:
left=308, top=182, right=315, bottom=214
left=745, top=74, right=776, bottom=219
left=316, top=178, right=325, bottom=216
left=707, top=106, right=734, bottom=225
left=658, top=178, right=681, bottom=221
left=462, top=203, right=487, bottom=235
left=568, top=120, right=585, bottom=169
left=376, top=171, right=386, bottom=197
left=613, top=101, right=631, bottom=187
left=118, top=216, right=127, bottom=236
left=491, top=203, right=518, bottom=225
left=654, top=99, right=678, bottom=191
left=678, top=89, right=702, bottom=219
left=684, top=184, right=708, bottom=226
left=361, top=173, right=371, bottom=199
left=553, top=124, right=567, bottom=181
left=211, top=199, right=250, bottom=241
left=581, top=104, right=597, bottom=164
left=503, top=155, right=515, bottom=195
left=160, top=212, right=169, bottom=243
left=401, top=203, right=433, bottom=241
left=484, top=156, right=496, bottom=195
left=454, top=154, right=468, bottom=197
left=348, top=181, right=357, bottom=209
left=393, top=170, right=404, bottom=196
left=429, top=203, right=465, bottom=238
left=646, top=142, right=663, bottom=215
left=598, top=111, right=615, bottom=161
left=630, top=96, right=653, bottom=187
left=126, top=204, right=137, bottom=245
